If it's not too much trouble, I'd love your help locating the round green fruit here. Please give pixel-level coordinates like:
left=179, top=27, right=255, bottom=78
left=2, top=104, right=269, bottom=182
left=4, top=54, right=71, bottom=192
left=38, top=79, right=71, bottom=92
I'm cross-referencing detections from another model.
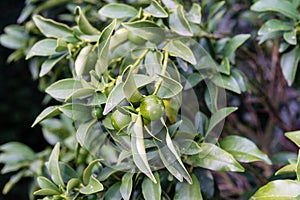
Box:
left=140, top=95, right=164, bottom=121
left=111, top=110, right=131, bottom=131
left=91, top=106, right=104, bottom=119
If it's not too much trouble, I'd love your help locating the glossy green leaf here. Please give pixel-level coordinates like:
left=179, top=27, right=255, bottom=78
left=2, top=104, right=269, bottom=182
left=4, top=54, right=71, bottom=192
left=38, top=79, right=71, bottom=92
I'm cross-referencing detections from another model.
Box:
left=40, top=53, right=67, bottom=77
left=75, top=6, right=99, bottom=35
left=174, top=174, right=203, bottom=200
left=211, top=74, right=241, bottom=94
left=251, top=0, right=299, bottom=19
left=220, top=136, right=272, bottom=164
left=46, top=143, right=65, bottom=187
left=122, top=21, right=165, bottom=44
left=75, top=45, right=93, bottom=77
left=258, top=19, right=294, bottom=36
left=223, top=34, right=250, bottom=63
left=120, top=172, right=133, bottom=200
left=164, top=40, right=196, bottom=65
left=145, top=0, right=168, bottom=18
left=206, top=107, right=238, bottom=135
left=99, top=3, right=138, bottom=19
left=76, top=119, right=97, bottom=147
left=33, top=15, right=73, bottom=38
left=131, top=115, right=156, bottom=183
left=31, top=106, right=60, bottom=127
left=45, top=78, right=83, bottom=100
left=284, top=30, right=297, bottom=45
left=280, top=46, right=300, bottom=86
left=26, top=39, right=57, bottom=59
left=285, top=131, right=300, bottom=147
left=157, top=74, right=183, bottom=99
left=142, top=172, right=161, bottom=200
left=186, top=143, right=244, bottom=172
left=250, top=180, right=300, bottom=199
left=177, top=139, right=202, bottom=155
left=95, top=19, right=116, bottom=75
left=275, top=164, right=296, bottom=175
left=186, top=3, right=202, bottom=24
left=103, top=82, right=125, bottom=115
left=169, top=5, right=193, bottom=36
left=104, top=182, right=122, bottom=200
left=82, top=159, right=101, bottom=185
left=37, top=176, right=60, bottom=192
left=79, top=176, right=103, bottom=194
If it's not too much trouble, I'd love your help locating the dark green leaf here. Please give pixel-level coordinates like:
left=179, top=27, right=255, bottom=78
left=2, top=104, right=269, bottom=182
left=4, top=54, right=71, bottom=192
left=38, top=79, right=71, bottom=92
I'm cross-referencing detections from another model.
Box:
left=174, top=174, right=203, bottom=200
left=169, top=5, right=193, bottom=36
left=211, top=74, right=241, bottom=94
left=26, top=39, right=58, bottom=59
left=31, top=106, right=61, bottom=127
left=37, top=176, right=60, bottom=192
left=258, top=19, right=294, bottom=35
left=99, top=3, right=138, bottom=19
left=250, top=180, right=300, bottom=199
left=223, top=34, right=250, bottom=63
left=33, top=15, right=73, bottom=38
left=220, top=136, right=272, bottom=164
left=280, top=46, right=300, bottom=86
left=164, top=40, right=196, bottom=65
left=104, top=182, right=122, bottom=200
left=177, top=139, right=202, bottom=155
left=251, top=0, right=299, bottom=19
left=142, top=172, right=161, bottom=200
left=186, top=143, right=244, bottom=172
left=120, top=173, right=133, bottom=200
left=144, top=0, right=168, bottom=18
left=122, top=21, right=165, bottom=44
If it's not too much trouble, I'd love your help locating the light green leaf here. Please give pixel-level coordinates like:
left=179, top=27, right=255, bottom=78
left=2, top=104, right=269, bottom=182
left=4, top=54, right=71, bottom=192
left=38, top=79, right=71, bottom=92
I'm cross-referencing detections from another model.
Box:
left=45, top=78, right=83, bottom=100
left=275, top=164, right=296, bottom=175
left=33, top=15, right=73, bottom=38
left=76, top=119, right=97, bottom=147
left=144, top=0, right=168, bottom=18
left=59, top=103, right=91, bottom=122
left=2, top=171, right=25, bottom=194
left=186, top=3, right=202, bottom=24
left=223, top=34, right=250, bottom=63
left=120, top=173, right=134, bottom=200
left=258, top=19, right=294, bottom=36
left=65, top=87, right=95, bottom=102
left=99, top=3, right=138, bottom=19
left=220, top=136, right=272, bottom=164
left=206, top=107, right=237, bottom=135
left=251, top=0, right=299, bottom=19
left=75, top=45, right=93, bottom=77
left=186, top=143, right=244, bottom=172
left=133, top=74, right=154, bottom=88
left=40, top=53, right=67, bottom=77
left=79, top=176, right=103, bottom=194
left=145, top=51, right=163, bottom=77
left=285, top=131, right=300, bottom=147
left=37, top=176, right=60, bottom=192
left=0, top=142, right=36, bottom=159
left=82, top=159, right=101, bottom=185
left=122, top=21, right=165, bottom=44
left=164, top=40, right=196, bottom=65
left=211, top=74, right=241, bottom=94
left=157, top=74, right=183, bottom=99
left=297, top=150, right=300, bottom=181
left=174, top=174, right=203, bottom=200
left=26, top=39, right=57, bottom=59
left=75, top=6, right=99, bottom=35
left=131, top=115, right=156, bottom=183
left=142, top=172, right=161, bottom=200
left=103, top=82, right=125, bottom=115
left=250, top=180, right=300, bottom=199
left=169, top=5, right=193, bottom=36
left=177, top=139, right=202, bottom=155
left=280, top=46, right=300, bottom=86
left=284, top=30, right=297, bottom=45
left=31, top=106, right=61, bottom=127
left=34, top=188, right=61, bottom=196
left=0, top=34, right=26, bottom=49
left=46, top=143, right=65, bottom=187
left=95, top=19, right=116, bottom=75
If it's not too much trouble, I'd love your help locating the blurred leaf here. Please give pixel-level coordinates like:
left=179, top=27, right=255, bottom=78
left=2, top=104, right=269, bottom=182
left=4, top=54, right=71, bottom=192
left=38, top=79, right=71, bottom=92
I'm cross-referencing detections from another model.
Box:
left=157, top=74, right=183, bottom=99
left=297, top=150, right=300, bottom=181
left=186, top=143, right=244, bottom=172
left=275, top=164, right=296, bottom=175
left=144, top=0, right=168, bottom=18
left=285, top=131, right=300, bottom=147
left=193, top=168, right=214, bottom=199
left=0, top=34, right=26, bottom=49
left=79, top=176, right=103, bottom=194
left=251, top=0, right=299, bottom=19
left=75, top=6, right=99, bottom=35
left=122, top=21, right=165, bottom=44
left=220, top=136, right=272, bottom=164
left=26, top=39, right=57, bottom=59
left=131, top=115, right=156, bottom=183
left=2, top=171, right=26, bottom=194
left=164, top=40, right=196, bottom=65
left=177, top=139, right=202, bottom=155
left=0, top=142, right=36, bottom=160
left=280, top=46, right=300, bottom=86
left=104, top=182, right=122, bottom=200
left=258, top=19, right=294, bottom=35
left=46, top=143, right=65, bottom=187
left=120, top=173, right=133, bottom=200
left=169, top=5, right=193, bottom=36
left=284, top=30, right=297, bottom=45
left=174, top=174, right=203, bottom=200
left=33, top=15, right=73, bottom=38
left=223, top=34, right=250, bottom=63
left=250, top=180, right=300, bottom=199
left=32, top=106, right=61, bottom=127
left=186, top=3, right=202, bottom=24
left=37, top=176, right=60, bottom=192
left=211, top=74, right=241, bottom=94
left=40, top=53, right=67, bottom=77
left=99, top=3, right=138, bottom=19
left=34, top=188, right=61, bottom=196
left=142, top=172, right=161, bottom=200
left=45, top=78, right=83, bottom=100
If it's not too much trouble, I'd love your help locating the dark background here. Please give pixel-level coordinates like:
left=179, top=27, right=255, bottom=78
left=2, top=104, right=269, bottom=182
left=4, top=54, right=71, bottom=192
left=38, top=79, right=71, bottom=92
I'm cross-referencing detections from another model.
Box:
left=0, top=1, right=47, bottom=199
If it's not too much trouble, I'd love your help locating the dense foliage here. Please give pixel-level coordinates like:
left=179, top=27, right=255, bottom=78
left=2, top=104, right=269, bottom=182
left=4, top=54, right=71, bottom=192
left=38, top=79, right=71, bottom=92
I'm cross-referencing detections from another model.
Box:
left=0, top=0, right=300, bottom=199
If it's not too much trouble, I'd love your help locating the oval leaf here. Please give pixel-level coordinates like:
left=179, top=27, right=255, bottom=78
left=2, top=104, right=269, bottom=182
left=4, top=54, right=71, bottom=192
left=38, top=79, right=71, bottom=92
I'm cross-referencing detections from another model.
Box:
left=120, top=173, right=134, bottom=200
left=99, top=3, right=138, bottom=19
left=31, top=106, right=60, bottom=127
left=79, top=176, right=103, bottom=195
left=142, top=172, right=161, bottom=200
left=169, top=5, right=193, bottom=36
left=174, top=174, right=203, bottom=200
left=144, top=0, right=168, bottom=18
left=280, top=46, right=300, bottom=86
left=164, top=40, right=196, bottom=65
left=26, top=39, right=57, bottom=59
